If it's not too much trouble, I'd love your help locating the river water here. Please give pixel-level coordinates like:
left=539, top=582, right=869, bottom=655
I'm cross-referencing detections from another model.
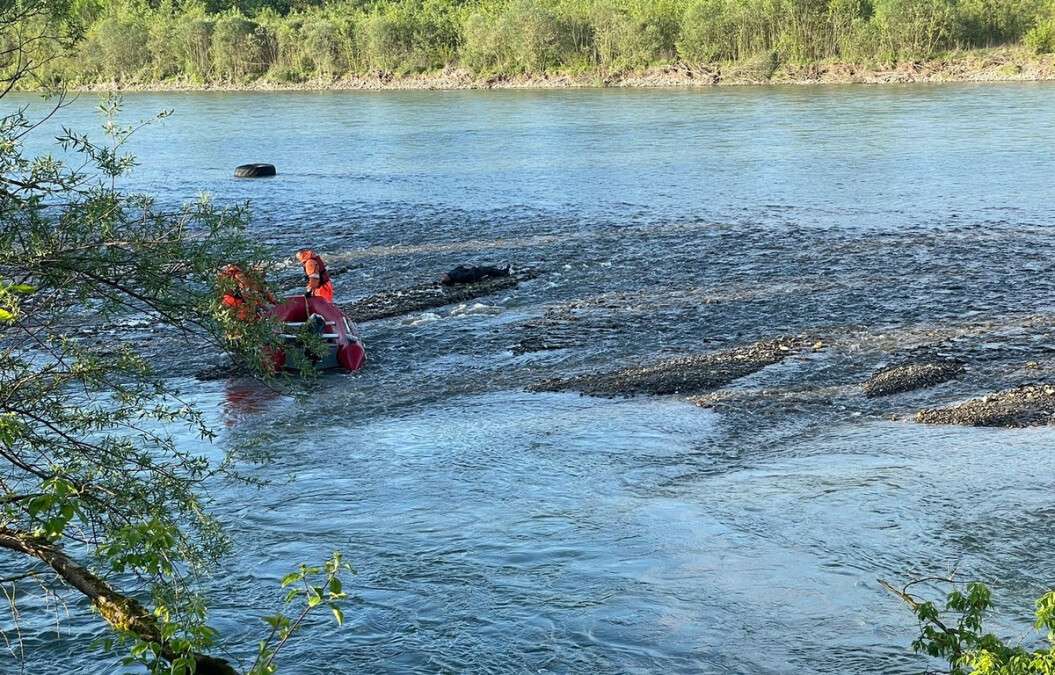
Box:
left=7, top=84, right=1055, bottom=673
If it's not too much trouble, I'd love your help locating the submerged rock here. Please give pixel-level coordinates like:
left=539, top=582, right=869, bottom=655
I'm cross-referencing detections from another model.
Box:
left=344, top=271, right=535, bottom=323
left=450, top=302, right=502, bottom=317
left=530, top=336, right=813, bottom=397
left=511, top=285, right=737, bottom=356
left=693, top=383, right=849, bottom=412
left=915, top=384, right=1055, bottom=427
left=195, top=361, right=243, bottom=381
left=402, top=312, right=442, bottom=327
left=862, top=360, right=965, bottom=398
left=512, top=307, right=588, bottom=355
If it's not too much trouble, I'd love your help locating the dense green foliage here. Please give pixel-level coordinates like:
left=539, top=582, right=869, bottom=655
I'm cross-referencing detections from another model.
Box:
left=21, top=0, right=1055, bottom=85
left=891, top=578, right=1055, bottom=674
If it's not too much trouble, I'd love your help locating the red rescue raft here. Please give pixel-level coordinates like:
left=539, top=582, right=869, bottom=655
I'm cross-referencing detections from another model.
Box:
left=266, top=296, right=366, bottom=372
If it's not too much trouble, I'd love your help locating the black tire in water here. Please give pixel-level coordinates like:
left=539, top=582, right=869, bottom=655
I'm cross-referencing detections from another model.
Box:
left=234, top=163, right=276, bottom=178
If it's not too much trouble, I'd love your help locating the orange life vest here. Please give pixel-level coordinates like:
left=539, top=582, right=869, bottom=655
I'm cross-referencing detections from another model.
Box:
left=301, top=252, right=331, bottom=288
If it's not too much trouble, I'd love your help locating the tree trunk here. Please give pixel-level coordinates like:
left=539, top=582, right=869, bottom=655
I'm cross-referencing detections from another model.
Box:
left=0, top=528, right=238, bottom=675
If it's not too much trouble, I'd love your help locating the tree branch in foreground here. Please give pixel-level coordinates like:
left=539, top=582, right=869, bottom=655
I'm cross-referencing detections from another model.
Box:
left=0, top=528, right=236, bottom=675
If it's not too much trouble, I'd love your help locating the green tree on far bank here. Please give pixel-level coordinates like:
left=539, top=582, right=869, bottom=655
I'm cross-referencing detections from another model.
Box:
left=23, top=0, right=1055, bottom=86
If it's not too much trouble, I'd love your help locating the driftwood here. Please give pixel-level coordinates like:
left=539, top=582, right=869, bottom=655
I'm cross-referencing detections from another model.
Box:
left=0, top=528, right=236, bottom=675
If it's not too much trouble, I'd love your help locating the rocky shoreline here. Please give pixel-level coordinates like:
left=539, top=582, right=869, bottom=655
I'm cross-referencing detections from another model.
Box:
left=66, top=48, right=1055, bottom=93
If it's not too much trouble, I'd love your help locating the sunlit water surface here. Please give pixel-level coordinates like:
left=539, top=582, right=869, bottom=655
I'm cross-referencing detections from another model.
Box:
left=6, top=84, right=1055, bottom=673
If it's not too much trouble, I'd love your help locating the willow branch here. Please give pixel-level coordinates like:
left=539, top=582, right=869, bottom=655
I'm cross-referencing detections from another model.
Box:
left=0, top=529, right=237, bottom=675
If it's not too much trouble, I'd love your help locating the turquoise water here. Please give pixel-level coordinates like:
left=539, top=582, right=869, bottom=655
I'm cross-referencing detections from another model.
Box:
left=6, top=83, right=1055, bottom=673
left=15, top=85, right=1055, bottom=229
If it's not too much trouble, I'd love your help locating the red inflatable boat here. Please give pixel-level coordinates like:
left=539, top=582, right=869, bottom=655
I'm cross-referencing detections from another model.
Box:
left=266, top=296, right=366, bottom=372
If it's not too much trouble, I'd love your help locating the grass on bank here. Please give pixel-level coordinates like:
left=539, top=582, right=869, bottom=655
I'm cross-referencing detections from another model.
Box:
left=19, top=0, right=1055, bottom=88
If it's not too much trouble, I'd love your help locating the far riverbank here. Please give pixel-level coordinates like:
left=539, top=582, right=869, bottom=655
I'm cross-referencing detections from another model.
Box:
left=70, top=48, right=1055, bottom=92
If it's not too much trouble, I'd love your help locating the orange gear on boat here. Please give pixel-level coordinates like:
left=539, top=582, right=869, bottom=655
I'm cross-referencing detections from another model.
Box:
left=295, top=249, right=334, bottom=303
left=218, top=264, right=275, bottom=322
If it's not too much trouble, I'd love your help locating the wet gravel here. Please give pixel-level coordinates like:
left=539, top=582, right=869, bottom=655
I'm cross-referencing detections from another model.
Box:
left=916, top=384, right=1055, bottom=427
left=68, top=216, right=1055, bottom=430
left=529, top=336, right=817, bottom=397
left=862, top=361, right=966, bottom=397
left=342, top=272, right=534, bottom=323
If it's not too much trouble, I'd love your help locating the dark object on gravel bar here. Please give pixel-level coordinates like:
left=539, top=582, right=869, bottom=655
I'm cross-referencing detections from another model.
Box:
left=234, top=163, right=276, bottom=178
left=530, top=336, right=813, bottom=398
left=344, top=270, right=538, bottom=323
left=862, top=360, right=965, bottom=398
left=915, top=384, right=1055, bottom=427
left=441, top=264, right=511, bottom=285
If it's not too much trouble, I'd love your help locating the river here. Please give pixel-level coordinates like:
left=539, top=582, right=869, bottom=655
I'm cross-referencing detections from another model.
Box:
left=7, top=83, right=1055, bottom=673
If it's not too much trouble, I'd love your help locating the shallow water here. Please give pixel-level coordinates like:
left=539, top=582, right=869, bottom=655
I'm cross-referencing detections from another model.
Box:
left=6, top=83, right=1055, bottom=673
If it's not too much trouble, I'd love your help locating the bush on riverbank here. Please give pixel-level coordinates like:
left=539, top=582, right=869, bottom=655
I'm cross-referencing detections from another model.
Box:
left=27, top=0, right=1055, bottom=85
left=1025, top=2, right=1055, bottom=53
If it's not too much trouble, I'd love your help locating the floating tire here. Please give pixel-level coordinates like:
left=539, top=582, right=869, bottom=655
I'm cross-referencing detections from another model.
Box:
left=234, top=163, right=276, bottom=178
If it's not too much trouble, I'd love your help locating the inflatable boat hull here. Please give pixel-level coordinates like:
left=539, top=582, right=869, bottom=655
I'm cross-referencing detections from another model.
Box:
left=267, top=297, right=366, bottom=372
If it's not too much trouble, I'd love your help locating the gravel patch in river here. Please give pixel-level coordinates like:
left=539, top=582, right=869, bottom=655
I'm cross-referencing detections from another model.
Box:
left=916, top=383, right=1055, bottom=427
left=862, top=360, right=966, bottom=397
left=529, top=336, right=817, bottom=397
left=342, top=272, right=535, bottom=323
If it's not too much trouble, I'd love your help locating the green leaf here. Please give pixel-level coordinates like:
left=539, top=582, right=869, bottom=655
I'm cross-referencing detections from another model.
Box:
left=27, top=495, right=51, bottom=516
left=331, top=606, right=344, bottom=626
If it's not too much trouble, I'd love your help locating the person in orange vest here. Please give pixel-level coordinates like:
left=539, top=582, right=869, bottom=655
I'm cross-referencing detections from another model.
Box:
left=294, top=249, right=334, bottom=303
left=218, top=264, right=275, bottom=322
